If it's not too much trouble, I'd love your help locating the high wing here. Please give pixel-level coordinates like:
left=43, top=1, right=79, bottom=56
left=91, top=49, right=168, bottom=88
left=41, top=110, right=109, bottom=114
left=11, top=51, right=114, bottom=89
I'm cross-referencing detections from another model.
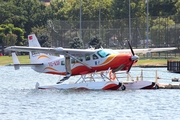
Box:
left=5, top=46, right=96, bottom=55
left=5, top=46, right=176, bottom=55
left=113, top=47, right=177, bottom=54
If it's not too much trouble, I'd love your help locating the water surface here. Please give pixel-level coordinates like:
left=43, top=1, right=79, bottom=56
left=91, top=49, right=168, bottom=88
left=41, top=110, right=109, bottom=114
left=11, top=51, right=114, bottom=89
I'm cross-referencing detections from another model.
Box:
left=0, top=66, right=180, bottom=120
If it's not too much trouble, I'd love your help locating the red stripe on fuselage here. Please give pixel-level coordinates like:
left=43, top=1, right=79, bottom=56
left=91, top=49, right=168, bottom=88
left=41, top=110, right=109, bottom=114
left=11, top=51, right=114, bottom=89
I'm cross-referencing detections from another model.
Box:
left=44, top=54, right=134, bottom=76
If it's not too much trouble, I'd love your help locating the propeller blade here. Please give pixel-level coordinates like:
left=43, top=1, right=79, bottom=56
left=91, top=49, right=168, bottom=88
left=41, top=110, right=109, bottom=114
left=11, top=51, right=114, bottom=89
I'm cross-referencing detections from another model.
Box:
left=126, top=40, right=139, bottom=73
left=127, top=40, right=134, bottom=55
left=127, top=61, right=133, bottom=73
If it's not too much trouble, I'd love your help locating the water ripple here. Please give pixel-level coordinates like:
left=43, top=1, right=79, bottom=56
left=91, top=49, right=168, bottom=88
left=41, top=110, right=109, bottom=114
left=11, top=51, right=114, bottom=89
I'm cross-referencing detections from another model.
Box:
left=0, top=66, right=180, bottom=120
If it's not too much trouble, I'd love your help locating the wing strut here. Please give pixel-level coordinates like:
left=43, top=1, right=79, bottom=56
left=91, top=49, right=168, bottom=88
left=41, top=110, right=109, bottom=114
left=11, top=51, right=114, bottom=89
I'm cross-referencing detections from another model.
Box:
left=65, top=55, right=71, bottom=75
left=66, top=52, right=91, bottom=69
left=57, top=54, right=71, bottom=84
left=56, top=52, right=92, bottom=84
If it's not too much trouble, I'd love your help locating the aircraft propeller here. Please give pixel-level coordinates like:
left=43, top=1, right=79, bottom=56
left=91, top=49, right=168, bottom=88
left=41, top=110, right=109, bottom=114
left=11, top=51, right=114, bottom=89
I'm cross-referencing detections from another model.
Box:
left=127, top=40, right=139, bottom=73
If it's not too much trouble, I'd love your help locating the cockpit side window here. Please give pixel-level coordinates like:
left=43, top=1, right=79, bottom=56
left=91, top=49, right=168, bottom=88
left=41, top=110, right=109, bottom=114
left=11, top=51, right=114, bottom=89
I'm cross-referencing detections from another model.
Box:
left=93, top=54, right=98, bottom=60
left=97, top=50, right=110, bottom=58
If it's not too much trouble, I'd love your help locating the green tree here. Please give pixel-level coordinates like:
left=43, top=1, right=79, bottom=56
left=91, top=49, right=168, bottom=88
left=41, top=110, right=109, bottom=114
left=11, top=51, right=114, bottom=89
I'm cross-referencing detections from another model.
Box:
left=17, top=0, right=48, bottom=36
left=0, top=1, right=16, bottom=24
left=31, top=26, right=51, bottom=47
left=55, top=0, right=113, bottom=21
left=150, top=17, right=175, bottom=45
left=69, top=37, right=84, bottom=49
left=149, top=0, right=177, bottom=17
left=0, top=0, right=48, bottom=36
left=88, top=36, right=102, bottom=49
left=82, top=0, right=113, bottom=21
left=112, top=0, right=148, bottom=19
left=2, top=33, right=17, bottom=46
left=175, top=0, right=180, bottom=22
left=0, top=24, right=25, bottom=46
left=48, top=0, right=66, bottom=20
left=13, top=27, right=25, bottom=45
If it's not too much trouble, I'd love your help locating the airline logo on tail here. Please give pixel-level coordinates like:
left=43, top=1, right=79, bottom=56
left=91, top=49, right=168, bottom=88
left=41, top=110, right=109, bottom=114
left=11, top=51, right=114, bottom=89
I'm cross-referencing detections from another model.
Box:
left=28, top=35, right=33, bottom=40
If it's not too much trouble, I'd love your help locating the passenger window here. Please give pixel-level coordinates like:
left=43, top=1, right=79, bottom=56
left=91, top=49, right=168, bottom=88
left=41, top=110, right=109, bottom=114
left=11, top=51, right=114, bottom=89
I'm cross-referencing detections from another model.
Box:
left=61, top=61, right=65, bottom=65
left=93, top=54, right=98, bottom=60
left=71, top=59, right=75, bottom=63
left=77, top=57, right=83, bottom=62
left=85, top=54, right=90, bottom=61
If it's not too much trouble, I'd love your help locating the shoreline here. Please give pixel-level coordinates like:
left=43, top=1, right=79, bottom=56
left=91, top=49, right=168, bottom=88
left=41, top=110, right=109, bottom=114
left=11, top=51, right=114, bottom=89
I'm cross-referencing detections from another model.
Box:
left=134, top=65, right=167, bottom=68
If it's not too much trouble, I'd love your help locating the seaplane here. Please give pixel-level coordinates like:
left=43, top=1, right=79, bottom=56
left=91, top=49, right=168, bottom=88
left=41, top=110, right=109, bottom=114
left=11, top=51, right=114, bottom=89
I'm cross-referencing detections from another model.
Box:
left=5, top=34, right=174, bottom=90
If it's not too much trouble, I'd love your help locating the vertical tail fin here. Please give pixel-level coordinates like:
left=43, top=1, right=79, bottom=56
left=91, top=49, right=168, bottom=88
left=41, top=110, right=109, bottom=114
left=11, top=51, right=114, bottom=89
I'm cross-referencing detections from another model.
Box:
left=28, top=34, right=41, bottom=47
left=28, top=34, right=42, bottom=63
left=27, top=34, right=57, bottom=64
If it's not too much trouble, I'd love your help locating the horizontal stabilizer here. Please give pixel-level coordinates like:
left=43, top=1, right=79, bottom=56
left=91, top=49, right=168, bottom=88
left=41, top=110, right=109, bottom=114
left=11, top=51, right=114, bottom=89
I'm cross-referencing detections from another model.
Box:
left=11, top=52, right=43, bottom=70
left=11, top=63, right=43, bottom=70
left=13, top=63, right=44, bottom=66
left=12, top=52, right=20, bottom=70
left=12, top=52, right=20, bottom=64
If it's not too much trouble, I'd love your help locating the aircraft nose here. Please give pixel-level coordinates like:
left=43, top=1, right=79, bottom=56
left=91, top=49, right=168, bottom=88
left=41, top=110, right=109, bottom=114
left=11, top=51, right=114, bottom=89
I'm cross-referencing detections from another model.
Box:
left=131, top=55, right=139, bottom=61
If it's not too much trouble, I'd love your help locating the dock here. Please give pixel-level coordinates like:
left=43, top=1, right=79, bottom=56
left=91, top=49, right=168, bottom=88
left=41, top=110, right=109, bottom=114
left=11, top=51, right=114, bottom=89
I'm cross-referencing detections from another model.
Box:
left=121, top=69, right=180, bottom=89
left=158, top=83, right=180, bottom=89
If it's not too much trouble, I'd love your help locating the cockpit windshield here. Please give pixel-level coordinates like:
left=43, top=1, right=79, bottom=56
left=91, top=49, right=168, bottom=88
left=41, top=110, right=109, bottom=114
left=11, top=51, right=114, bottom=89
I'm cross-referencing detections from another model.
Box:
left=97, top=49, right=117, bottom=58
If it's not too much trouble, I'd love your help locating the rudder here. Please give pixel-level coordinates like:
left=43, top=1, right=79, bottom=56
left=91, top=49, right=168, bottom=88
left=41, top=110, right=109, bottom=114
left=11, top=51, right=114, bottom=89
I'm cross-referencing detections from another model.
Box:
left=27, top=34, right=57, bottom=64
left=28, top=34, right=42, bottom=63
left=28, top=34, right=41, bottom=47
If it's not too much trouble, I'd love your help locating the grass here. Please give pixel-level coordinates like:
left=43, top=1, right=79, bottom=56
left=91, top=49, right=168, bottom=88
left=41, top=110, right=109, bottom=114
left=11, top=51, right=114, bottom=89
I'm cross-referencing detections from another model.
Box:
left=135, top=59, right=168, bottom=66
left=0, top=55, right=179, bottom=66
left=0, top=55, right=30, bottom=65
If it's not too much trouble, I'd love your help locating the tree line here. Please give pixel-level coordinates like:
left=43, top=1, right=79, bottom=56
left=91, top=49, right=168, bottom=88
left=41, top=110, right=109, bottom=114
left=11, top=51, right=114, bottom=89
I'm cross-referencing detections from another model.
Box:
left=0, top=0, right=180, bottom=51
